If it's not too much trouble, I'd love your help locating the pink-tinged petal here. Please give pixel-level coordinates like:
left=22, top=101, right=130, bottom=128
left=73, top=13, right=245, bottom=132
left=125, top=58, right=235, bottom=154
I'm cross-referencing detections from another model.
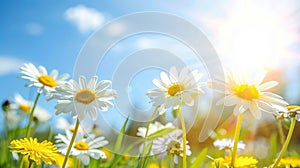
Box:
left=249, top=102, right=261, bottom=119
left=258, top=81, right=278, bottom=91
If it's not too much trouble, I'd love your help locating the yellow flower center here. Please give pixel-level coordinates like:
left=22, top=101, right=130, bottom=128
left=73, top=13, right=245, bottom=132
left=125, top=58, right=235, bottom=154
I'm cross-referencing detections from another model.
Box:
left=19, top=104, right=31, bottom=113
left=38, top=75, right=57, bottom=87
left=70, top=126, right=75, bottom=132
left=234, top=84, right=259, bottom=100
left=75, top=89, right=96, bottom=104
left=286, top=105, right=300, bottom=111
left=74, top=141, right=89, bottom=150
left=168, top=84, right=185, bottom=96
left=167, top=140, right=182, bottom=156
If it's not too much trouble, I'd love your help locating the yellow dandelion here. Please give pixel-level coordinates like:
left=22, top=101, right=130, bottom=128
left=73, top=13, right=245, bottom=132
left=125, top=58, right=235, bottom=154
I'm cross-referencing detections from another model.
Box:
left=278, top=157, right=300, bottom=167
left=10, top=137, right=58, bottom=165
left=53, top=154, right=74, bottom=167
left=212, top=156, right=258, bottom=168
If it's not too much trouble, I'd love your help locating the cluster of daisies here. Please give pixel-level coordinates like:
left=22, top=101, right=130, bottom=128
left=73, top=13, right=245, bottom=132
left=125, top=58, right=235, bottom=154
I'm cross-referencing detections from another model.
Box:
left=2, top=62, right=300, bottom=168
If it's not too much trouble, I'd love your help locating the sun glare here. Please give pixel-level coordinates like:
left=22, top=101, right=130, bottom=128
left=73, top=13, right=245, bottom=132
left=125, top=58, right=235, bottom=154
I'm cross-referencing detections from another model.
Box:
left=213, top=1, right=298, bottom=70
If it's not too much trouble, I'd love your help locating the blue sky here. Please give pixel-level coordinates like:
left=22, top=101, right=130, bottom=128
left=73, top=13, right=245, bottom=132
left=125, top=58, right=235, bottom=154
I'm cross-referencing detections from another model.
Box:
left=1, top=0, right=300, bottom=133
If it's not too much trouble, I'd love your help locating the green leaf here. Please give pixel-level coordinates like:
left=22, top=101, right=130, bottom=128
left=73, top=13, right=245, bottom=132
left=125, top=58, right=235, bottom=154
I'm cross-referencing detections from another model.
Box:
left=290, top=150, right=300, bottom=157
left=269, top=133, right=277, bottom=163
left=114, top=117, right=129, bottom=152
left=190, top=148, right=208, bottom=168
left=147, top=128, right=176, bottom=139
left=172, top=109, right=178, bottom=118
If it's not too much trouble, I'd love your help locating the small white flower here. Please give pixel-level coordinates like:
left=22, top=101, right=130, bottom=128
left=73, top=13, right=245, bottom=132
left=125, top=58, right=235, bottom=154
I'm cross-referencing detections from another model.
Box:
left=152, top=130, right=191, bottom=164
left=146, top=66, right=205, bottom=114
left=11, top=93, right=51, bottom=122
left=137, top=121, right=175, bottom=137
left=277, top=105, right=300, bottom=121
left=55, top=131, right=108, bottom=165
left=215, top=70, right=288, bottom=119
left=20, top=63, right=69, bottom=95
left=52, top=76, right=117, bottom=121
left=213, top=138, right=245, bottom=150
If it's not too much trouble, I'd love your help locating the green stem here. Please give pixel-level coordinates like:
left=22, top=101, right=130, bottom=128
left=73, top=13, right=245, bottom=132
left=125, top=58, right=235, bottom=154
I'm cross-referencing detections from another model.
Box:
left=170, top=155, right=174, bottom=168
left=25, top=92, right=41, bottom=138
left=277, top=120, right=285, bottom=146
left=272, top=117, right=296, bottom=168
left=178, top=108, right=187, bottom=168
left=27, top=161, right=32, bottom=168
left=141, top=107, right=158, bottom=167
left=77, top=159, right=81, bottom=168
left=62, top=118, right=80, bottom=168
left=231, top=114, right=243, bottom=167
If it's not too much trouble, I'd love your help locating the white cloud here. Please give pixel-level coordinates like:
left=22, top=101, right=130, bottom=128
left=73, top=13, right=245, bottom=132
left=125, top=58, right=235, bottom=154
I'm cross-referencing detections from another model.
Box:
left=64, top=5, right=105, bottom=33
left=0, top=57, right=25, bottom=75
left=26, top=22, right=43, bottom=36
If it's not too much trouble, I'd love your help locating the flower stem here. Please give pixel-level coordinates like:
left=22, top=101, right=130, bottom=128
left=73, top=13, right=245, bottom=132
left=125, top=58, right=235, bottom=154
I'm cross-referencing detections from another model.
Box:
left=62, top=118, right=80, bottom=168
left=277, top=120, right=285, bottom=146
left=231, top=114, right=243, bottom=167
left=272, top=117, right=296, bottom=168
left=170, top=155, right=174, bottom=168
left=141, top=107, right=158, bottom=167
left=178, top=107, right=187, bottom=168
left=25, top=92, right=41, bottom=138
left=27, top=161, right=32, bottom=168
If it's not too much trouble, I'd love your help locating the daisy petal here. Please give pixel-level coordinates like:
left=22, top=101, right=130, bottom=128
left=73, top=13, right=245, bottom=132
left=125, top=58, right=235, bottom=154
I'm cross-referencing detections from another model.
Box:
left=249, top=102, right=261, bottom=119
left=258, top=81, right=278, bottom=91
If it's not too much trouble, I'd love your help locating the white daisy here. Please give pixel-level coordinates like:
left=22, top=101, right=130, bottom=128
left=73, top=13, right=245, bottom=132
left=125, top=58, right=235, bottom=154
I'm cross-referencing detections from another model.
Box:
left=215, top=70, right=288, bottom=119
left=213, top=138, right=245, bottom=150
left=277, top=105, right=300, bottom=121
left=52, top=76, right=117, bottom=121
left=146, top=66, right=205, bottom=114
left=20, top=63, right=69, bottom=95
left=55, top=131, right=108, bottom=165
left=11, top=93, right=51, bottom=122
left=152, top=129, right=191, bottom=164
left=137, top=121, right=175, bottom=137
